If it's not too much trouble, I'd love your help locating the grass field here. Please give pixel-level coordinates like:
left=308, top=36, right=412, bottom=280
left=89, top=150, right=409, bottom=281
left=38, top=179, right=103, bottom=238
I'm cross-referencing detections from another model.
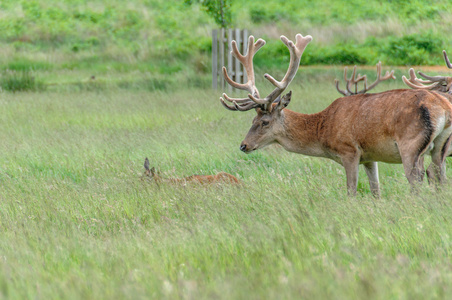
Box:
left=1, top=69, right=452, bottom=299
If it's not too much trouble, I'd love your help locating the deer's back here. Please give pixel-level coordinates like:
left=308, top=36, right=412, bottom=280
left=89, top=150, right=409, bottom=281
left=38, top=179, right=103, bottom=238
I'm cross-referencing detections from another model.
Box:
left=185, top=172, right=239, bottom=184
left=316, top=89, right=452, bottom=163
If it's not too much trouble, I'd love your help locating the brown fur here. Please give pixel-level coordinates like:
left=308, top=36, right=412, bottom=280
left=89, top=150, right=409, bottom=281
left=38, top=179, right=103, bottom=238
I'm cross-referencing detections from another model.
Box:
left=142, top=158, right=240, bottom=185
left=239, top=89, right=452, bottom=196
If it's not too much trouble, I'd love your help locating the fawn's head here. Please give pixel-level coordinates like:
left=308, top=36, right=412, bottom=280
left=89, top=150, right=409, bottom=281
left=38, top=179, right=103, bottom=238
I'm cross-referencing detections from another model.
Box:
left=143, top=157, right=159, bottom=181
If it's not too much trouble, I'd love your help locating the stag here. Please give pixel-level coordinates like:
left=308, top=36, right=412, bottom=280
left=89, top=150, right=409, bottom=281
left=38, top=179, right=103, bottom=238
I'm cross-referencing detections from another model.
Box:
left=143, top=158, right=240, bottom=185
left=220, top=34, right=452, bottom=196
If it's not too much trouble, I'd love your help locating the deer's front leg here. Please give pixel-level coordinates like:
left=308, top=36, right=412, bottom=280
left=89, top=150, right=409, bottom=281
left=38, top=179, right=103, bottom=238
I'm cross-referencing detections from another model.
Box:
left=341, top=155, right=360, bottom=196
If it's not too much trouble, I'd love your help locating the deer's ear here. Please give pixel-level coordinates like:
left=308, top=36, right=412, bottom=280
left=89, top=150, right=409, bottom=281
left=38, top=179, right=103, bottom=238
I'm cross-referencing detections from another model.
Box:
left=150, top=167, right=156, bottom=176
left=274, top=91, right=292, bottom=113
left=280, top=91, right=292, bottom=108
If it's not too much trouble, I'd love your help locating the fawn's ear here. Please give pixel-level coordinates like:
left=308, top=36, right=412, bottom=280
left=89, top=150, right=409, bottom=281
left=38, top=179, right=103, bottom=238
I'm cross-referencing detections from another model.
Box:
left=150, top=167, right=156, bottom=177
left=144, top=157, right=150, bottom=171
left=143, top=158, right=151, bottom=176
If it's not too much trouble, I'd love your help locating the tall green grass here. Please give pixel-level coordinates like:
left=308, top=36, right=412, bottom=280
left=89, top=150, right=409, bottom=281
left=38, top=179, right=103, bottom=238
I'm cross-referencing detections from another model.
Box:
left=0, top=70, right=45, bottom=92
left=1, top=78, right=452, bottom=299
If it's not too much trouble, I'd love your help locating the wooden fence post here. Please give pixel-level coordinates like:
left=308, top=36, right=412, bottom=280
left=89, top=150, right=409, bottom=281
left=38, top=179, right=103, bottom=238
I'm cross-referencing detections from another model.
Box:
left=212, top=29, right=218, bottom=89
left=219, top=28, right=225, bottom=90
left=234, top=28, right=242, bottom=87
left=227, top=28, right=233, bottom=93
left=212, top=29, right=248, bottom=90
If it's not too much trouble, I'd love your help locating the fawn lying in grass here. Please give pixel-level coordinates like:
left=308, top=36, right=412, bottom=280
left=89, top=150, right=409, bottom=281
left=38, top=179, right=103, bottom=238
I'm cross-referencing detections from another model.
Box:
left=143, top=158, right=240, bottom=184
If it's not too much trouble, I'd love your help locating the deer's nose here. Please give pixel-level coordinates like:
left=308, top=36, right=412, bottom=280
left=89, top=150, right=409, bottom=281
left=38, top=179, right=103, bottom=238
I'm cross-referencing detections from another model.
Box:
left=240, top=143, right=247, bottom=152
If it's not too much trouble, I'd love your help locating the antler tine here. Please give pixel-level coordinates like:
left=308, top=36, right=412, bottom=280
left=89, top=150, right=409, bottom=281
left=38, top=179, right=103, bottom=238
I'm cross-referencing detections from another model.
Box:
left=353, top=73, right=366, bottom=94
left=363, top=61, right=381, bottom=91
left=359, top=62, right=396, bottom=93
left=221, top=35, right=267, bottom=112
left=402, top=68, right=440, bottom=90
left=402, top=68, right=420, bottom=87
left=345, top=66, right=357, bottom=95
left=233, top=101, right=260, bottom=111
left=254, top=34, right=313, bottom=110
left=335, top=79, right=348, bottom=96
left=417, top=71, right=447, bottom=83
left=346, top=66, right=367, bottom=95
left=343, top=66, right=349, bottom=82
left=381, top=70, right=396, bottom=81
left=222, top=36, right=266, bottom=97
left=220, top=97, right=237, bottom=111
left=444, top=50, right=452, bottom=69
left=222, top=93, right=256, bottom=104
left=354, top=73, right=366, bottom=82
left=413, top=76, right=435, bottom=84
left=335, top=66, right=367, bottom=96
left=220, top=96, right=260, bottom=111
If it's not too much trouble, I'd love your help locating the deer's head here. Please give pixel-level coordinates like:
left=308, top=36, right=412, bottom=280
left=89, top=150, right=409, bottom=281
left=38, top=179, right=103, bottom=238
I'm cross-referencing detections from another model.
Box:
left=143, top=157, right=160, bottom=182
left=239, top=92, right=292, bottom=152
left=220, top=34, right=312, bottom=153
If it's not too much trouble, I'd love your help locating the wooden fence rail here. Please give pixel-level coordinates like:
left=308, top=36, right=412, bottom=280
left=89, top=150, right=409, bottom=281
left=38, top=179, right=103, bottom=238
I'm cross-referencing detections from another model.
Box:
left=212, top=28, right=249, bottom=90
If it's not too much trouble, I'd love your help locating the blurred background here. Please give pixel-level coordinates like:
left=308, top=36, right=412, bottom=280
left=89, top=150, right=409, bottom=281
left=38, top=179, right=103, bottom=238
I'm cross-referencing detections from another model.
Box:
left=0, top=0, right=450, bottom=92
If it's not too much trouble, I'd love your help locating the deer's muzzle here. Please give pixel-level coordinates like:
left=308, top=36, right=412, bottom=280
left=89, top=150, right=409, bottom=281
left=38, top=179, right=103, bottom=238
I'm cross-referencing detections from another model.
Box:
left=240, top=142, right=256, bottom=153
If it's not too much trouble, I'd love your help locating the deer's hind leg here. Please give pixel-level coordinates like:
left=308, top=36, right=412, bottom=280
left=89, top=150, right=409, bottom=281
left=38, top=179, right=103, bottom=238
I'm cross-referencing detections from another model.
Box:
left=398, top=136, right=431, bottom=188
left=426, top=131, right=452, bottom=185
left=401, top=154, right=424, bottom=187
left=363, top=161, right=380, bottom=197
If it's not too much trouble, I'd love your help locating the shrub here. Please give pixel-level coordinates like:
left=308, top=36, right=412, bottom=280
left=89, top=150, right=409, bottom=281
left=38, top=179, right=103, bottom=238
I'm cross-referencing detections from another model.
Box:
left=0, top=70, right=45, bottom=92
left=378, top=33, right=443, bottom=65
left=5, top=59, right=53, bottom=71
left=303, top=46, right=370, bottom=65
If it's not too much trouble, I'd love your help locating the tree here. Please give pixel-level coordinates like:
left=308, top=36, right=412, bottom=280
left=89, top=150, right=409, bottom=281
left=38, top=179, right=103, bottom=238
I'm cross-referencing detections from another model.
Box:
left=185, top=0, right=232, bottom=28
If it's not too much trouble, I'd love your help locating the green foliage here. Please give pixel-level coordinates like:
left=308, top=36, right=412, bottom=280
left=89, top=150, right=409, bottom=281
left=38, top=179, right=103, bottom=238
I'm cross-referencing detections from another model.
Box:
left=249, top=5, right=287, bottom=24
left=378, top=33, right=444, bottom=65
left=185, top=0, right=232, bottom=28
left=298, top=33, right=444, bottom=66
left=303, top=45, right=370, bottom=65
left=3, top=59, right=53, bottom=71
left=235, top=0, right=450, bottom=25
left=0, top=0, right=450, bottom=84
left=0, top=70, right=45, bottom=92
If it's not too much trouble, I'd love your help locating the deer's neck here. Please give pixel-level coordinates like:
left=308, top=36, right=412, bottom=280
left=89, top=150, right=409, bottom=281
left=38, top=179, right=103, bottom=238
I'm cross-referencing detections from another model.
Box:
left=277, top=109, right=326, bottom=157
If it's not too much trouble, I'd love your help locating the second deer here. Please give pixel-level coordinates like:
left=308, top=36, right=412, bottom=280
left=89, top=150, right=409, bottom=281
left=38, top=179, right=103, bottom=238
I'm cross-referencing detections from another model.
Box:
left=143, top=158, right=240, bottom=185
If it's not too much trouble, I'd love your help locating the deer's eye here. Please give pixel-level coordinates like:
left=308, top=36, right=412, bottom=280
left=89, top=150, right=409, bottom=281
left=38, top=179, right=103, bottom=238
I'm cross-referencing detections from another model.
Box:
left=262, top=120, right=269, bottom=126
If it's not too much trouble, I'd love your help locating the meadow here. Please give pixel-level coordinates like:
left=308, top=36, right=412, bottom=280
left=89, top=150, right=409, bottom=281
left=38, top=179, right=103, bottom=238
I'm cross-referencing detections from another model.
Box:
left=1, top=68, right=452, bottom=299
left=1, top=0, right=452, bottom=299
